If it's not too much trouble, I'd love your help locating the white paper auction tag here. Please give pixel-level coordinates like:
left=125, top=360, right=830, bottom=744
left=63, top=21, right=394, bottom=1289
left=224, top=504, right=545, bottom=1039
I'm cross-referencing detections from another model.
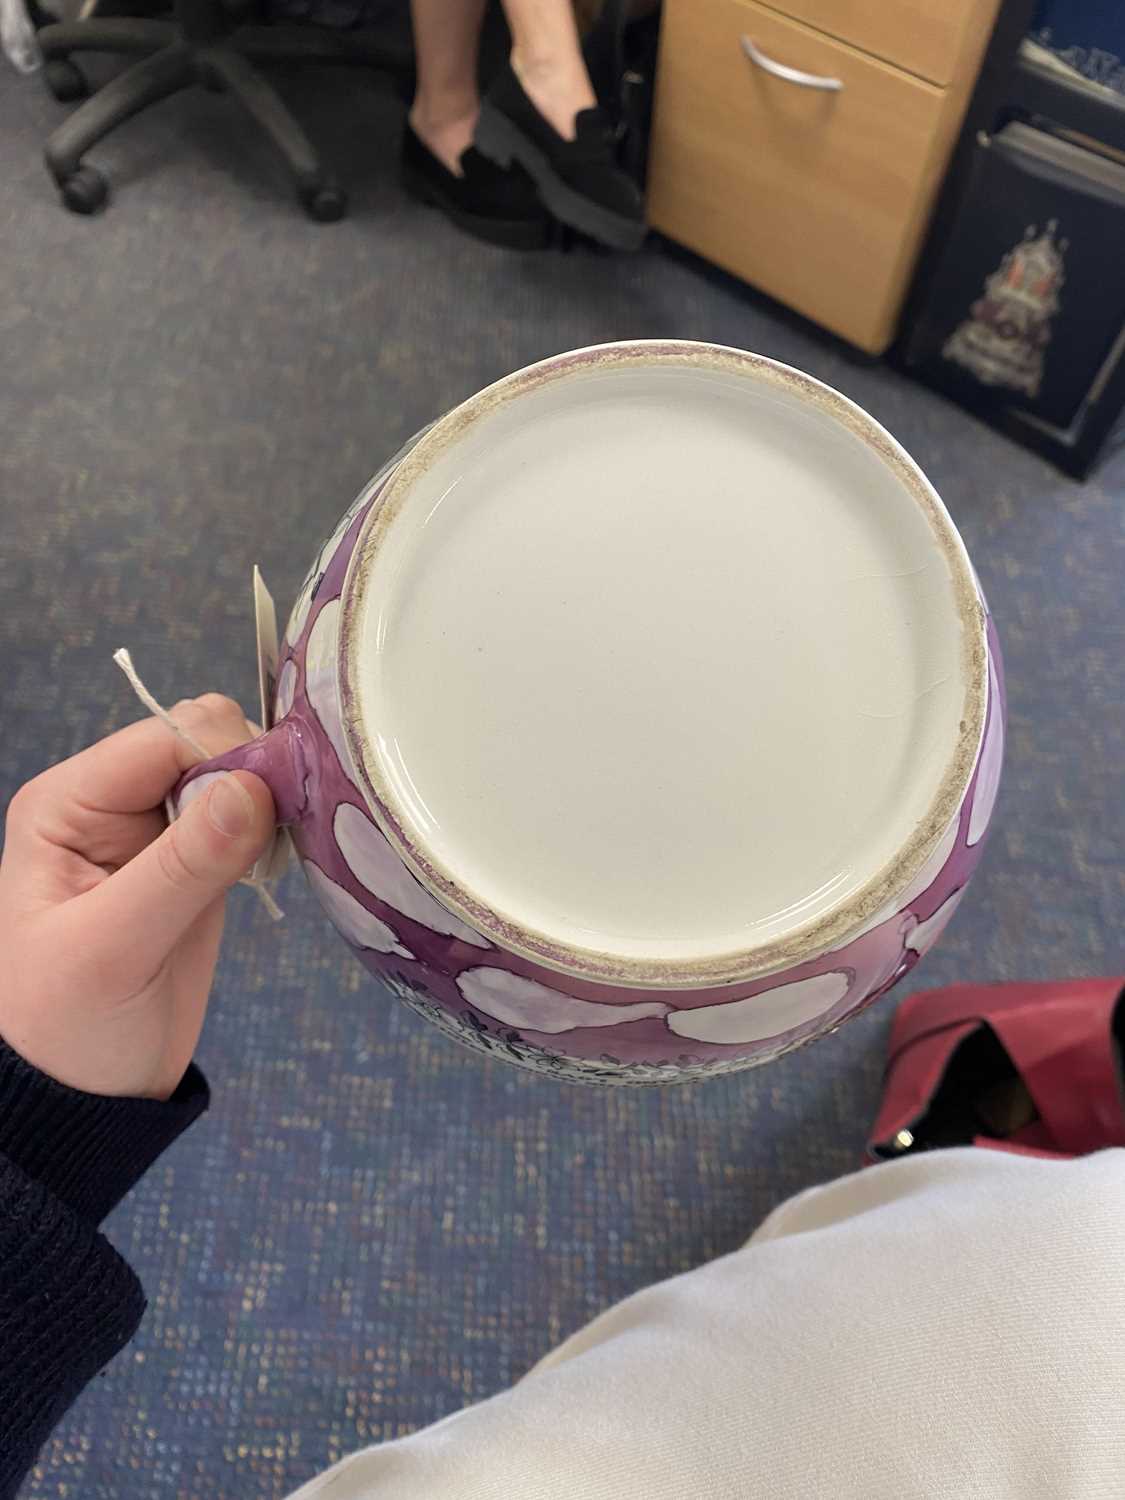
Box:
left=253, top=565, right=279, bottom=742
left=249, top=566, right=293, bottom=890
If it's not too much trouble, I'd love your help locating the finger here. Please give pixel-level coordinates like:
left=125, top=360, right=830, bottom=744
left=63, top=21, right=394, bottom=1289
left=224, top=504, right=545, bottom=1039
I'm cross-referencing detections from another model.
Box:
left=63, top=807, right=169, bottom=878
left=51, top=695, right=257, bottom=815
left=3, top=718, right=182, bottom=865
left=75, top=770, right=275, bottom=988
left=89, top=807, right=167, bottom=872
left=2, top=697, right=258, bottom=877
left=154, top=896, right=227, bottom=1091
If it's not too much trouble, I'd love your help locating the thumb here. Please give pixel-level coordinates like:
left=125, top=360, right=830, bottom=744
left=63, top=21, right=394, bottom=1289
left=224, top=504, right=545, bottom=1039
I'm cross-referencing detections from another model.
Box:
left=82, top=771, right=276, bottom=986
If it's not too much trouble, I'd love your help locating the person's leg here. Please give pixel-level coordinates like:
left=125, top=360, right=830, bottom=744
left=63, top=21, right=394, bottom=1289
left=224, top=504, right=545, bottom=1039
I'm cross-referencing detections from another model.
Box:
left=404, top=0, right=550, bottom=248
left=475, top=0, right=645, bottom=249
left=409, top=0, right=488, bottom=176
left=499, top=0, right=595, bottom=141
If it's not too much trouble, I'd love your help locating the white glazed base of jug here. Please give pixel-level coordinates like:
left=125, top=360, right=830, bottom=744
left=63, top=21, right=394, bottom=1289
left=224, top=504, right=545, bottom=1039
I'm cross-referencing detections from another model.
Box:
left=344, top=344, right=984, bottom=986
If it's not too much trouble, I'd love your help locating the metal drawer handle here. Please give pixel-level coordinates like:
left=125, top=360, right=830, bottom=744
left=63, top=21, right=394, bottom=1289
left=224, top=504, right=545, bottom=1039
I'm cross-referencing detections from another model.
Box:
left=740, top=35, right=844, bottom=92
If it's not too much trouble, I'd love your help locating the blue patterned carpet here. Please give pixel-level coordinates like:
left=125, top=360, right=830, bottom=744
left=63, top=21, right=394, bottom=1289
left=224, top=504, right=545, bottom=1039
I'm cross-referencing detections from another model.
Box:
left=1, top=52, right=1123, bottom=1500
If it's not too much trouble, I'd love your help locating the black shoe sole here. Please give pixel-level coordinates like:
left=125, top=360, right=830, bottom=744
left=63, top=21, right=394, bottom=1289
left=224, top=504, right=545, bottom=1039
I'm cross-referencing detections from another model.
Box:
left=475, top=101, right=646, bottom=253
left=401, top=164, right=551, bottom=251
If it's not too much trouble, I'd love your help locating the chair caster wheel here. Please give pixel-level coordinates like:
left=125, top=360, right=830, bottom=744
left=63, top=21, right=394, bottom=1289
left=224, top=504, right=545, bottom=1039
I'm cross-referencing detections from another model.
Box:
left=44, top=58, right=88, bottom=102
left=59, top=166, right=109, bottom=215
left=300, top=181, right=347, bottom=222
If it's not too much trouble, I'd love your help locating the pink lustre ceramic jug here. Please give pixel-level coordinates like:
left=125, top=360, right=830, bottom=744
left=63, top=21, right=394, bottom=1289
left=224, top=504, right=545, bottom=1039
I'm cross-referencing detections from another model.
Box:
left=173, top=342, right=1004, bottom=1085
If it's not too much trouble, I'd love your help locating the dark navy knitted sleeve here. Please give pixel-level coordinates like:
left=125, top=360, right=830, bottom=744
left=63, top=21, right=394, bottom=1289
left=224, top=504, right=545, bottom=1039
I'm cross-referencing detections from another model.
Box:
left=0, top=1041, right=208, bottom=1497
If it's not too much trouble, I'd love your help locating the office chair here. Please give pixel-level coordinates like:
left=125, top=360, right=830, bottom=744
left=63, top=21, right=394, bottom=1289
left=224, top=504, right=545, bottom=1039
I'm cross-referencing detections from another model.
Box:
left=35, top=0, right=411, bottom=218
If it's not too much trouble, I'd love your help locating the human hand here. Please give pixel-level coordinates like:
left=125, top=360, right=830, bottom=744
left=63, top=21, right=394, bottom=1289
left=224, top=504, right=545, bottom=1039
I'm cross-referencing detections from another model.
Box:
left=0, top=698, right=275, bottom=1100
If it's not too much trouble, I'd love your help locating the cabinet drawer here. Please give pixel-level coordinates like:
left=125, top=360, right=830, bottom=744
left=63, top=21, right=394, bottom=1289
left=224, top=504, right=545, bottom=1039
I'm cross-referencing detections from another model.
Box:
left=756, top=0, right=983, bottom=87
left=648, top=0, right=947, bottom=352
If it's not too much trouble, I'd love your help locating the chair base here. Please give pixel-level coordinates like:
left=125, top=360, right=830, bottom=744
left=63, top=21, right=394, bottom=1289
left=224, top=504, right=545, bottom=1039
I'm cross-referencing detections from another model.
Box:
left=36, top=6, right=412, bottom=217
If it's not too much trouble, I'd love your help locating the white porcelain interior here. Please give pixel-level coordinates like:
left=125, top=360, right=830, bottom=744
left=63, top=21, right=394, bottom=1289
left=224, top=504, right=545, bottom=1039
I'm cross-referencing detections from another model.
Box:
left=345, top=345, right=980, bottom=980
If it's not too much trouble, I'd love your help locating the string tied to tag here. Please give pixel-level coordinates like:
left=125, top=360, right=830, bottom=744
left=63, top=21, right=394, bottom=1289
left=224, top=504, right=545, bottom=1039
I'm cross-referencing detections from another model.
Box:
left=113, top=649, right=211, bottom=759
left=113, top=648, right=285, bottom=922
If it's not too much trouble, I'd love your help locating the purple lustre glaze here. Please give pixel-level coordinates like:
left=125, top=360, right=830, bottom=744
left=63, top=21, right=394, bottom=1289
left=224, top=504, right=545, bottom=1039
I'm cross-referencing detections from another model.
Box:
left=173, top=360, right=1004, bottom=1086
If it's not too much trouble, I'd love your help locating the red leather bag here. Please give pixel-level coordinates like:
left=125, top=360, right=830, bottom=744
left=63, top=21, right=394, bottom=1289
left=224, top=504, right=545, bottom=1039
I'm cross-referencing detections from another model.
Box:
left=868, top=977, right=1125, bottom=1163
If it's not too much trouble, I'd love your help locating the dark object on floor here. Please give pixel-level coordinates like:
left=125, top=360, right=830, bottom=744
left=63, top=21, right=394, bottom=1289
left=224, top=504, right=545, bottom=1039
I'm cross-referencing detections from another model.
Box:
left=35, top=0, right=412, bottom=217
left=869, top=977, right=1125, bottom=1161
left=400, top=123, right=550, bottom=252
left=897, top=0, right=1125, bottom=477
left=476, top=63, right=645, bottom=252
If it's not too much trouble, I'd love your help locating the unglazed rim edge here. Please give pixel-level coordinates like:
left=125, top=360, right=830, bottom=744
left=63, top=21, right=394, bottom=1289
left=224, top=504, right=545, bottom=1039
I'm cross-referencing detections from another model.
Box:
left=338, top=340, right=988, bottom=991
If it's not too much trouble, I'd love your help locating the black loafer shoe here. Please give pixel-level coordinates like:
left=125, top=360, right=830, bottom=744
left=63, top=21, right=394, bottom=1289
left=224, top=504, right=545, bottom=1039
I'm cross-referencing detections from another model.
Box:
left=475, top=63, right=646, bottom=252
left=401, top=122, right=552, bottom=251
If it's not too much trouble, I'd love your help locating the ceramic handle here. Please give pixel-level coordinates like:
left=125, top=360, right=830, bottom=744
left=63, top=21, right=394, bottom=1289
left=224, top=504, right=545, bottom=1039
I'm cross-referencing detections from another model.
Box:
left=173, top=718, right=310, bottom=826
left=740, top=35, right=844, bottom=92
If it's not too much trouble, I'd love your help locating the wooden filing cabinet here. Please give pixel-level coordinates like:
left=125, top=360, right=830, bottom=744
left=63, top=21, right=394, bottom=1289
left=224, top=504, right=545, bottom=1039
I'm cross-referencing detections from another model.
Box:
left=647, top=0, right=1003, bottom=353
